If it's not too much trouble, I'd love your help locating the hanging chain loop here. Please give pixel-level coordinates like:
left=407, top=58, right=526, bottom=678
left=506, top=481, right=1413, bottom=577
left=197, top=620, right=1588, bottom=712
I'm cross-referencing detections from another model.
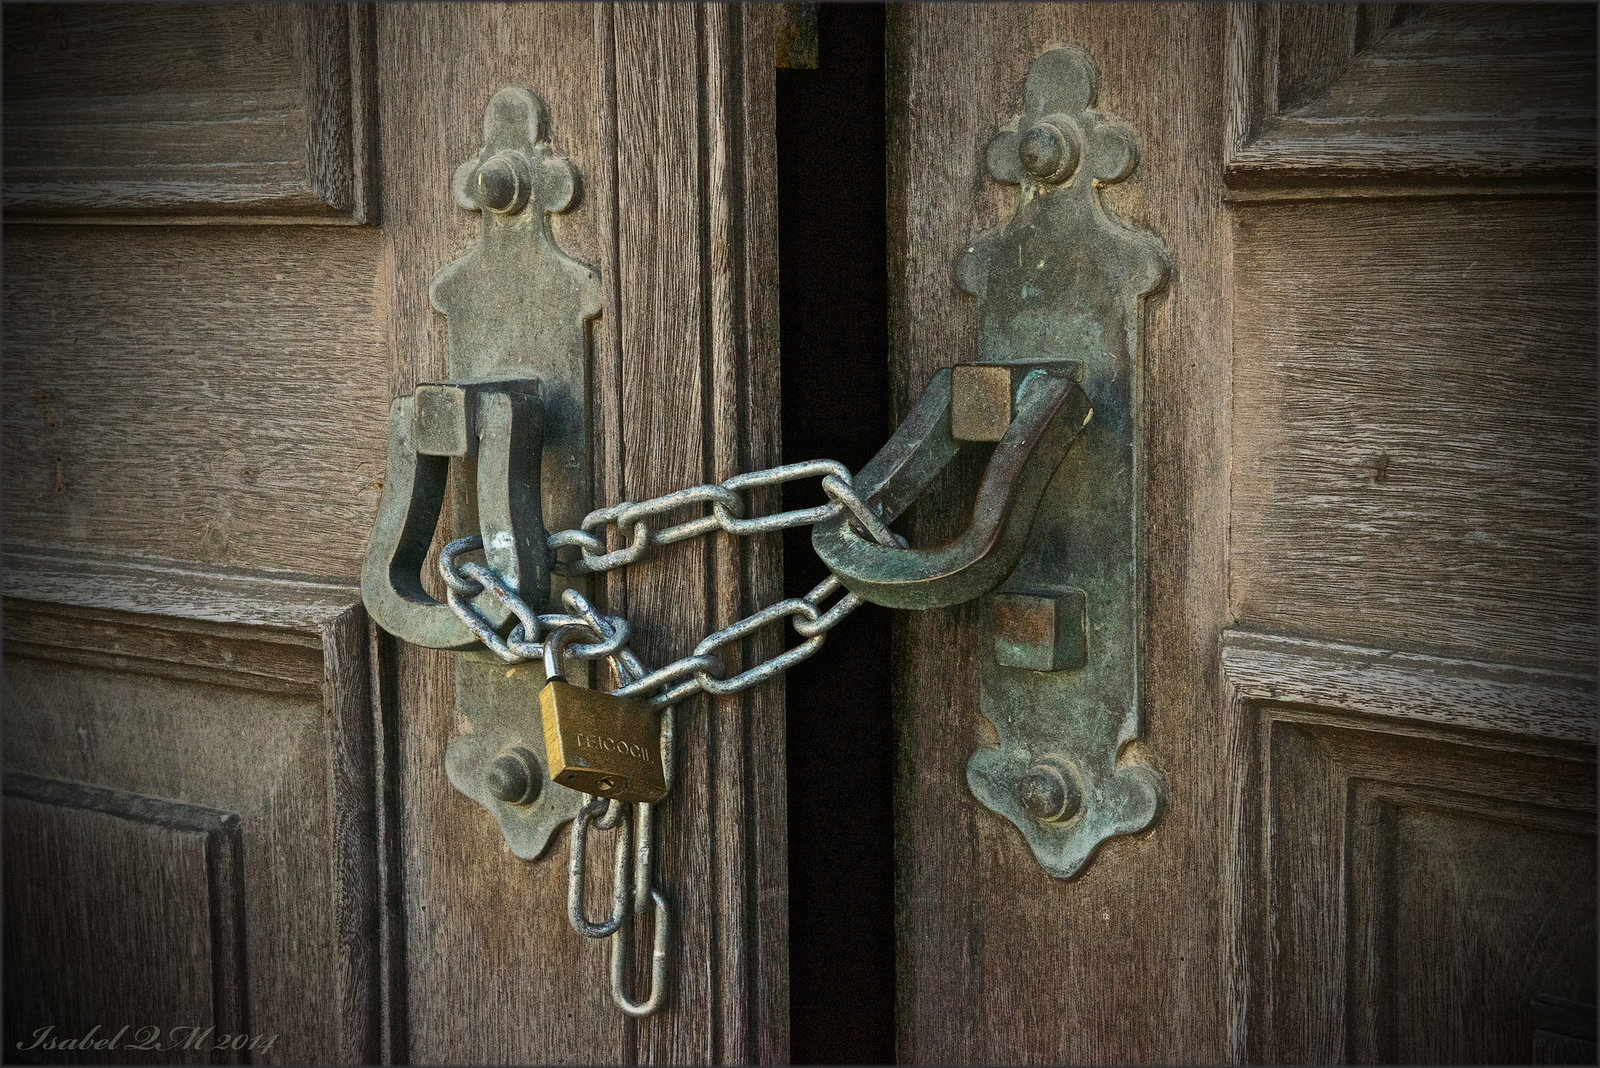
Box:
left=439, top=461, right=904, bottom=709
left=568, top=797, right=632, bottom=939
left=440, top=459, right=899, bottom=1017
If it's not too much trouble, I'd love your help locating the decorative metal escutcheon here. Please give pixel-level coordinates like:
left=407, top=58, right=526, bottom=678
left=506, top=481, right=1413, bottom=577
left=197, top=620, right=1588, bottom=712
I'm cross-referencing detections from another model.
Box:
left=817, top=45, right=1168, bottom=879
left=366, top=54, right=1167, bottom=879
left=960, top=46, right=1168, bottom=878
left=361, top=87, right=601, bottom=858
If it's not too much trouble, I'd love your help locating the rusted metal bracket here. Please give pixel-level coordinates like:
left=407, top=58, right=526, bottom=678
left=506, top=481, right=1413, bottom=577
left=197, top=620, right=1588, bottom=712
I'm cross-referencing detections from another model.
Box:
left=361, top=87, right=601, bottom=858
left=959, top=46, right=1169, bottom=878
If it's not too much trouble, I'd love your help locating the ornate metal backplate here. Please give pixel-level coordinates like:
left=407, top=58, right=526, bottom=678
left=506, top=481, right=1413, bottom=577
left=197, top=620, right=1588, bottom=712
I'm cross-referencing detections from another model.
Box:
left=432, top=88, right=601, bottom=859
left=958, top=47, right=1169, bottom=878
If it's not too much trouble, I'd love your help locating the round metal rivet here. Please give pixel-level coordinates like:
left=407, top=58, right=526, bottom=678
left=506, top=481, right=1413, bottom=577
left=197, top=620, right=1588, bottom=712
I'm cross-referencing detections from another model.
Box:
left=485, top=749, right=539, bottom=805
left=1018, top=121, right=1079, bottom=184
left=472, top=152, right=530, bottom=214
left=1017, top=759, right=1081, bottom=823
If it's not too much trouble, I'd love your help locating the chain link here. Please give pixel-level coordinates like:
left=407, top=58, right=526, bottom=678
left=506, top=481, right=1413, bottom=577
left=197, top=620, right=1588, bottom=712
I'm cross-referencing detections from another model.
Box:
left=441, top=459, right=899, bottom=1018
left=557, top=612, right=674, bottom=1015
left=440, top=460, right=903, bottom=709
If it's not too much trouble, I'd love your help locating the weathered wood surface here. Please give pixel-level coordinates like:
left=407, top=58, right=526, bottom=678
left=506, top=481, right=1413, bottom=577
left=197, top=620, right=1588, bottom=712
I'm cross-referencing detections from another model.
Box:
left=1231, top=198, right=1597, bottom=671
left=603, top=5, right=788, bottom=1062
left=3, top=3, right=375, bottom=221
left=3, top=572, right=381, bottom=1064
left=373, top=6, right=604, bottom=1063
left=2, top=226, right=389, bottom=577
left=889, top=3, right=1594, bottom=1065
left=5, top=2, right=787, bottom=1062
left=887, top=5, right=1235, bottom=1062
left=1226, top=708, right=1595, bottom=1063
left=1226, top=2, right=1597, bottom=186
left=378, top=3, right=787, bottom=1061
left=1222, top=629, right=1597, bottom=747
left=3, top=547, right=362, bottom=630
left=4, top=776, right=247, bottom=1065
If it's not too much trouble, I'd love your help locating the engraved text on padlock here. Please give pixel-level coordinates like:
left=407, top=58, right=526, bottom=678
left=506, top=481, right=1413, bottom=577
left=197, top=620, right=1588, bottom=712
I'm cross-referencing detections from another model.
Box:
left=539, top=680, right=668, bottom=803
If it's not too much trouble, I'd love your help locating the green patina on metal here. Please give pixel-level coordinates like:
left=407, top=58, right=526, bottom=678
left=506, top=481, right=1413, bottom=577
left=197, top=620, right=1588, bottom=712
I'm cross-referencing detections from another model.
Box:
left=960, top=45, right=1170, bottom=879
left=362, top=87, right=600, bottom=857
left=811, top=365, right=1091, bottom=609
left=817, top=45, right=1169, bottom=879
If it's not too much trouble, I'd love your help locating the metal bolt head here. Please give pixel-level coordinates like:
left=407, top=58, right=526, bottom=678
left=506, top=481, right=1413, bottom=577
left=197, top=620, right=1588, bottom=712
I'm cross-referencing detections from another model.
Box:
left=485, top=748, right=540, bottom=806
left=951, top=364, right=1020, bottom=442
left=1017, top=758, right=1081, bottom=823
left=471, top=151, right=532, bottom=214
left=990, top=586, right=1088, bottom=673
left=412, top=382, right=476, bottom=457
left=1019, top=119, right=1080, bottom=184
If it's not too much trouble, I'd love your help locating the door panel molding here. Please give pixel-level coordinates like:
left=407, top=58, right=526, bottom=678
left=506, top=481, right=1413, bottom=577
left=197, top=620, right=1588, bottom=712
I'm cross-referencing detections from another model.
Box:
left=1225, top=2, right=1597, bottom=195
left=1222, top=632, right=1597, bottom=1063
left=1222, top=629, right=1597, bottom=747
left=2, top=551, right=393, bottom=1064
left=3, top=3, right=376, bottom=223
left=5, top=774, right=249, bottom=1064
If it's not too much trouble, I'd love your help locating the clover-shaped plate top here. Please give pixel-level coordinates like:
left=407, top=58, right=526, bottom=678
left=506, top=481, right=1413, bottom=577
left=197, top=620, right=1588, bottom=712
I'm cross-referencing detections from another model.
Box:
left=956, top=46, right=1168, bottom=370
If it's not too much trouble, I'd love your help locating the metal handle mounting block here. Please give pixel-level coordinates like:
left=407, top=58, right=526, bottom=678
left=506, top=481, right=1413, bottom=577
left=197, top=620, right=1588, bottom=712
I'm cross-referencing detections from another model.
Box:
left=956, top=47, right=1172, bottom=878
left=360, top=87, right=602, bottom=859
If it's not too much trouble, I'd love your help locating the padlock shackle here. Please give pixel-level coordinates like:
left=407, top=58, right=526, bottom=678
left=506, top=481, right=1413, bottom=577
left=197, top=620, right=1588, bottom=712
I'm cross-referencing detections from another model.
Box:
left=543, top=624, right=585, bottom=682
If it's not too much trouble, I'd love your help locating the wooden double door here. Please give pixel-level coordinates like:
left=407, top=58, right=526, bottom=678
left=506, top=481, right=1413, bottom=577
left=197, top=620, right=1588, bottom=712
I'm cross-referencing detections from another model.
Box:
left=4, top=3, right=1594, bottom=1064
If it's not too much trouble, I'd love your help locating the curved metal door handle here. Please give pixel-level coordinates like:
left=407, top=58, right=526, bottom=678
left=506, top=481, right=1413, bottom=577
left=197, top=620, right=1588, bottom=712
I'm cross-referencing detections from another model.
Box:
left=361, top=380, right=549, bottom=649
left=811, top=363, right=1091, bottom=610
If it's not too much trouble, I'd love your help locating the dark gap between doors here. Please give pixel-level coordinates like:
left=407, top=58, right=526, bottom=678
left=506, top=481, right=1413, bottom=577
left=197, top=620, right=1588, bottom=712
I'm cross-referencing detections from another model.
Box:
left=777, top=4, right=895, bottom=1064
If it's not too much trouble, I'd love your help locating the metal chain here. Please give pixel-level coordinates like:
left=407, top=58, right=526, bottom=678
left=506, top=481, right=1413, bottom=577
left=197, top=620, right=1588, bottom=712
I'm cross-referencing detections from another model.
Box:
left=440, top=459, right=900, bottom=1017
left=439, top=459, right=904, bottom=710
left=555, top=609, right=675, bottom=1015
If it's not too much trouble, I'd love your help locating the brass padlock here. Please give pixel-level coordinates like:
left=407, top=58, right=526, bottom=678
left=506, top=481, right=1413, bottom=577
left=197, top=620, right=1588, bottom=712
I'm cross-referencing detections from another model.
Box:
left=539, top=628, right=667, bottom=804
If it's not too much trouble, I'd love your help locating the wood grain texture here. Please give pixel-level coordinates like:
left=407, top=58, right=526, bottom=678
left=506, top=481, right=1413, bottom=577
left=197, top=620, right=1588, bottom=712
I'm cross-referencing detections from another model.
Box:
left=1230, top=198, right=1597, bottom=672
left=887, top=5, right=1235, bottom=1063
left=1222, top=629, right=1597, bottom=747
left=1350, top=792, right=1593, bottom=1064
left=890, top=5, right=1596, bottom=1066
left=377, top=4, right=786, bottom=1061
left=4, top=776, right=246, bottom=1065
left=1228, top=710, right=1595, bottom=1063
left=1272, top=2, right=1358, bottom=111
left=3, top=547, right=365, bottom=631
left=1226, top=2, right=1598, bottom=188
left=375, top=6, right=614, bottom=1063
left=731, top=9, right=791, bottom=1062
left=599, top=5, right=789, bottom=1061
left=3, top=3, right=376, bottom=222
left=2, top=226, right=389, bottom=579
left=2, top=560, right=384, bottom=1064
